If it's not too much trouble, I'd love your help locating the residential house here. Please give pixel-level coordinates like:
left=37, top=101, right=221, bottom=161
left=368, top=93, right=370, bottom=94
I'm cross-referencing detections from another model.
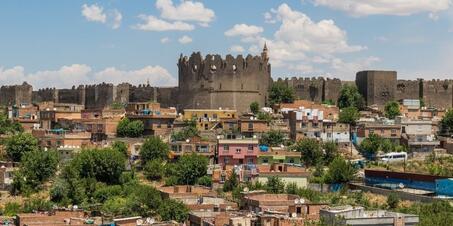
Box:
left=255, top=164, right=310, bottom=189
left=288, top=108, right=324, bottom=141
left=126, top=102, right=177, bottom=137
left=170, top=136, right=216, bottom=164
left=257, top=147, right=301, bottom=164
left=182, top=109, right=237, bottom=131
left=217, top=139, right=259, bottom=166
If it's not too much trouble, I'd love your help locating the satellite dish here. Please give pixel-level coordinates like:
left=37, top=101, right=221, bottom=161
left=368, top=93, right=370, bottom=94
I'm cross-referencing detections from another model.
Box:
left=73, top=205, right=78, bottom=210
left=294, top=199, right=299, bottom=204
left=399, top=183, right=405, bottom=189
left=300, top=198, right=305, bottom=204
left=243, top=187, right=249, bottom=192
left=136, top=219, right=144, bottom=225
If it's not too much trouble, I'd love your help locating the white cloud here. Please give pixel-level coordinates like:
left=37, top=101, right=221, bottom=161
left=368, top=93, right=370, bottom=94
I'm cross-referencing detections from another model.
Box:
left=0, top=64, right=176, bottom=88
left=313, top=0, right=451, bottom=16
left=82, top=4, right=107, bottom=23
left=156, top=0, right=215, bottom=23
left=227, top=4, right=372, bottom=79
left=82, top=4, right=122, bottom=29
left=225, top=24, right=264, bottom=37
left=229, top=45, right=245, bottom=53
left=111, top=9, right=122, bottom=29
left=178, top=35, right=193, bottom=44
left=161, top=37, right=170, bottom=43
left=133, top=15, right=194, bottom=31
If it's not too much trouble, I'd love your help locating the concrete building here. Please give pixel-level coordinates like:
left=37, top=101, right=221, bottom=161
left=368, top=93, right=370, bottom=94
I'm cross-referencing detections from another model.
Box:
left=217, top=139, right=259, bottom=166
left=183, top=109, right=238, bottom=131
left=399, top=118, right=439, bottom=154
left=320, top=205, right=419, bottom=226
left=255, top=164, right=310, bottom=189
left=170, top=135, right=216, bottom=164
left=357, top=122, right=401, bottom=144
left=257, top=147, right=301, bottom=165
left=321, top=120, right=350, bottom=145
left=288, top=108, right=324, bottom=141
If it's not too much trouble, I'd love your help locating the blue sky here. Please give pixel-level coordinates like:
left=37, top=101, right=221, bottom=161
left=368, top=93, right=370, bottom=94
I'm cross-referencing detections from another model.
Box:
left=0, top=0, right=452, bottom=88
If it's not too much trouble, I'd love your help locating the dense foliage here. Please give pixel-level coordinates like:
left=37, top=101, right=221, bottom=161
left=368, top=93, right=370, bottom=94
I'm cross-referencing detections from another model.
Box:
left=260, top=130, right=285, bottom=147
left=440, top=109, right=453, bottom=136
left=250, top=101, right=259, bottom=114
left=116, top=118, right=144, bottom=138
left=337, top=85, right=364, bottom=110
left=5, top=132, right=39, bottom=162
left=112, top=140, right=128, bottom=157
left=294, top=138, right=322, bottom=167
left=324, top=156, right=357, bottom=184
left=384, top=101, right=401, bottom=119
left=265, top=176, right=285, bottom=194
left=174, top=154, right=208, bottom=185
left=140, top=136, right=169, bottom=164
left=171, top=120, right=199, bottom=141
left=11, top=150, right=59, bottom=195
left=269, top=82, right=296, bottom=106
left=338, top=106, right=360, bottom=126
left=0, top=113, right=23, bottom=135
left=144, top=159, right=164, bottom=180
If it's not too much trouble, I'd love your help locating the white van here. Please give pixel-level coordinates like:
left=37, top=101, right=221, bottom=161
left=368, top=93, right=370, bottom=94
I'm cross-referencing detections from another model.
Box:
left=378, top=152, right=407, bottom=163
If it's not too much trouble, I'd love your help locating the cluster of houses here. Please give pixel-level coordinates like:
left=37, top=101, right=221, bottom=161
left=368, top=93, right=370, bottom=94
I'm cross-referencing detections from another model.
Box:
left=3, top=97, right=453, bottom=225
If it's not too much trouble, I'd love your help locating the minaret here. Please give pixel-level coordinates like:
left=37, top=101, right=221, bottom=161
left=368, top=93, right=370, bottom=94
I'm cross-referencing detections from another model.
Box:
left=261, top=42, right=269, bottom=61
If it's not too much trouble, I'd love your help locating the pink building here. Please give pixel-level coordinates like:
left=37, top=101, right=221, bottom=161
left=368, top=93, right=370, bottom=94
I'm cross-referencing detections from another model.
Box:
left=218, top=139, right=259, bottom=165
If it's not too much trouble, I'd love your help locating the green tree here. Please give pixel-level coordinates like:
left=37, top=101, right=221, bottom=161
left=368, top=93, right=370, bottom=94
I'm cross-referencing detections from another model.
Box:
left=5, top=133, right=39, bottom=162
left=384, top=101, right=401, bottom=119
left=112, top=141, right=128, bottom=157
left=157, top=199, right=189, bottom=222
left=250, top=101, right=260, bottom=114
left=324, top=156, right=357, bottom=184
left=223, top=171, right=239, bottom=192
left=359, top=134, right=383, bottom=156
left=260, top=130, right=285, bottom=147
left=266, top=176, right=285, bottom=194
left=440, top=109, right=453, bottom=136
left=380, top=139, right=394, bottom=153
left=323, top=141, right=338, bottom=163
left=71, top=148, right=126, bottom=184
left=116, top=118, right=144, bottom=138
left=140, top=137, right=169, bottom=164
left=294, top=138, right=322, bottom=167
left=286, top=182, right=298, bottom=194
left=171, top=119, right=199, bottom=141
left=144, top=160, right=164, bottom=181
left=269, top=82, right=296, bottom=106
left=0, top=113, right=23, bottom=135
left=116, top=118, right=130, bottom=137
left=102, top=197, right=129, bottom=217
left=175, top=154, right=208, bottom=185
left=12, top=150, right=59, bottom=194
left=338, top=106, right=360, bottom=126
left=257, top=112, right=272, bottom=123
left=23, top=198, right=53, bottom=213
left=387, top=193, right=400, bottom=209
left=126, top=120, right=144, bottom=138
left=337, top=85, right=364, bottom=109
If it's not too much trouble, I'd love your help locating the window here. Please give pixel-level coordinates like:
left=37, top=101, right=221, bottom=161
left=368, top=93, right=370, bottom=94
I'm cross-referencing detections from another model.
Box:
left=248, top=144, right=254, bottom=151
left=381, top=129, right=385, bottom=134
left=248, top=122, right=253, bottom=130
left=236, top=148, right=241, bottom=153
left=167, top=122, right=172, bottom=128
left=247, top=158, right=253, bottom=164
left=302, top=122, right=307, bottom=128
left=223, top=145, right=229, bottom=151
left=289, top=158, right=294, bottom=163
left=157, top=122, right=162, bottom=128
left=224, top=157, right=230, bottom=164
left=213, top=114, right=218, bottom=119
left=204, top=124, right=208, bottom=130
left=313, top=123, right=318, bottom=128
left=263, top=158, right=268, bottom=163
left=369, top=129, right=374, bottom=134
left=327, top=133, right=332, bottom=138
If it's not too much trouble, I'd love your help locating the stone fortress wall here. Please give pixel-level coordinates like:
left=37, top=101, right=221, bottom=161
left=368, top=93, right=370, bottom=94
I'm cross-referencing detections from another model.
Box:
left=1, top=50, right=453, bottom=110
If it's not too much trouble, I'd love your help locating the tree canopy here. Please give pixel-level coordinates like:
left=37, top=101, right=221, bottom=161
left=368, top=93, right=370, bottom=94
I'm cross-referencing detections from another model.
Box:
left=174, top=154, right=208, bottom=185
left=294, top=138, right=322, bottom=167
left=338, top=106, right=360, bottom=126
left=116, top=118, right=144, bottom=138
left=384, top=101, right=401, bottom=119
left=250, top=101, right=259, bottom=114
left=269, top=82, right=296, bottom=106
left=260, top=130, right=285, bottom=147
left=324, top=156, right=357, bottom=184
left=140, top=137, right=169, bottom=163
left=337, top=85, right=364, bottom=109
left=0, top=113, right=23, bottom=135
left=171, top=120, right=199, bottom=141
left=5, top=133, right=39, bottom=162
left=440, top=109, right=453, bottom=136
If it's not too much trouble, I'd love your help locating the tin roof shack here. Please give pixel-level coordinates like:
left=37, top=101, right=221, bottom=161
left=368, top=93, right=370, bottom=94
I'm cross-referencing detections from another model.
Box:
left=288, top=108, right=324, bottom=141
left=170, top=136, right=216, bottom=164
left=365, top=169, right=449, bottom=193
left=320, top=205, right=419, bottom=226
left=255, top=164, right=310, bottom=189
left=32, top=129, right=91, bottom=149
left=217, top=139, right=259, bottom=166
left=0, top=161, right=18, bottom=190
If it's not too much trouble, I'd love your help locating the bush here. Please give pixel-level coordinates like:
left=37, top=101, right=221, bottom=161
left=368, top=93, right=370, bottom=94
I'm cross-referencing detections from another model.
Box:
left=5, top=133, right=39, bottom=162
left=387, top=193, right=400, bottom=209
left=223, top=171, right=238, bottom=192
left=158, top=199, right=189, bottom=222
left=165, top=176, right=178, bottom=186
left=23, top=198, right=53, bottom=213
left=294, top=138, right=322, bottom=167
left=116, top=118, right=144, bottom=138
left=4, top=202, right=21, bottom=216
left=144, top=160, right=164, bottom=181
left=175, top=154, right=208, bottom=185
left=324, top=156, right=357, bottom=184
left=196, top=176, right=212, bottom=187
left=266, top=176, right=285, bottom=194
